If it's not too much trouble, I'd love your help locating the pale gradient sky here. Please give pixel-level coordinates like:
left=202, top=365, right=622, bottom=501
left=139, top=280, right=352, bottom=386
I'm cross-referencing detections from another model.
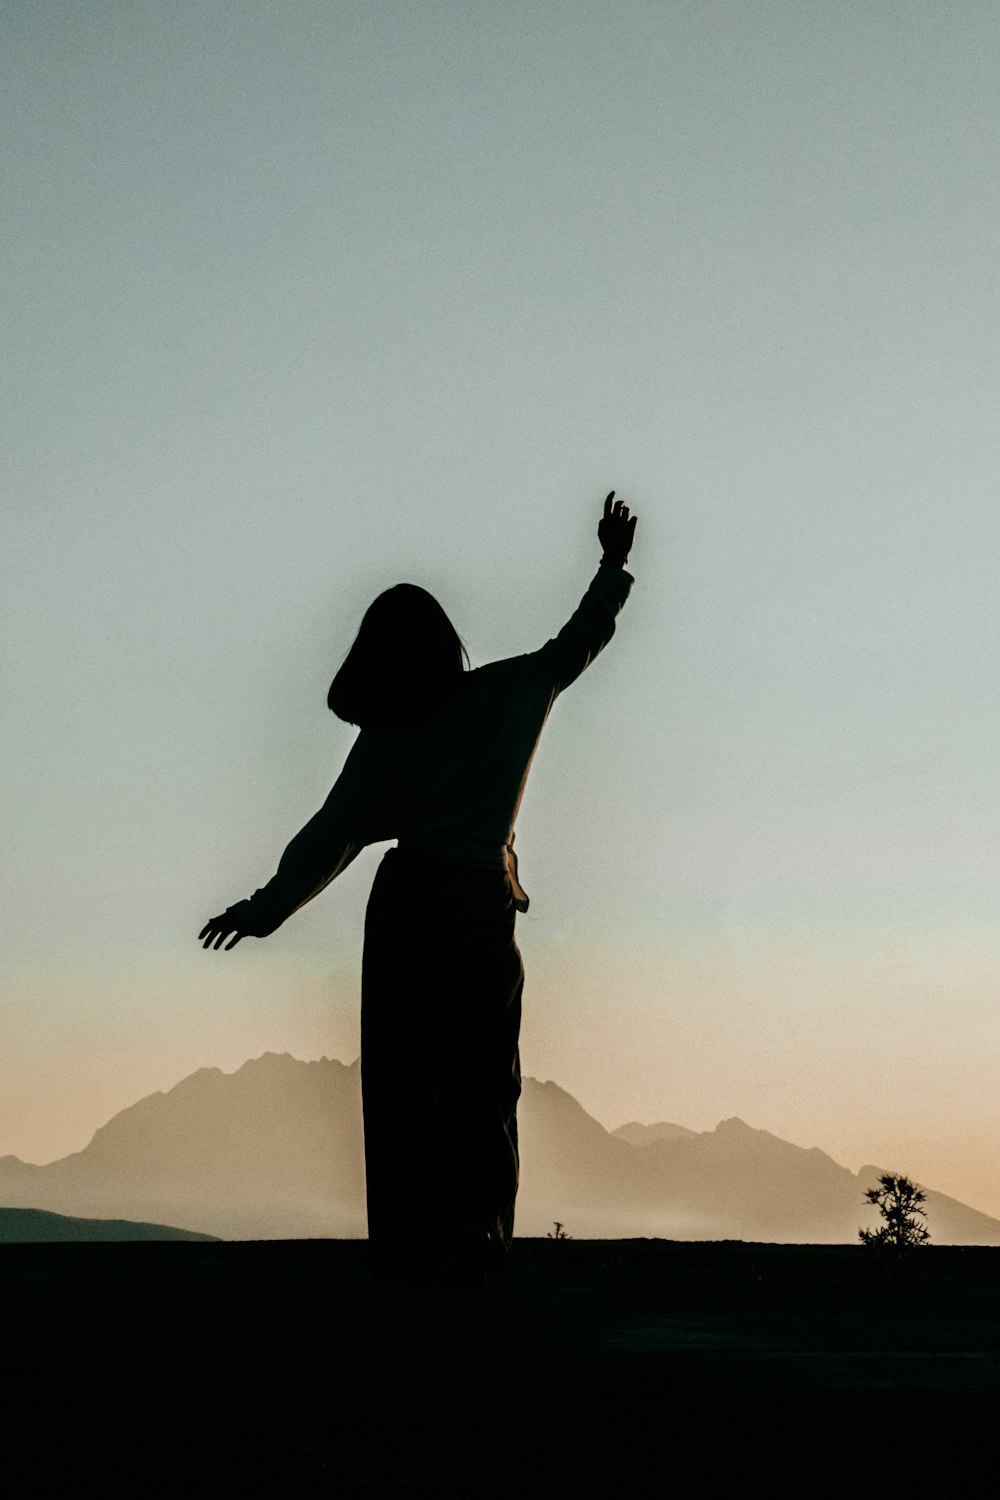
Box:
left=4, top=2, right=1000, bottom=1221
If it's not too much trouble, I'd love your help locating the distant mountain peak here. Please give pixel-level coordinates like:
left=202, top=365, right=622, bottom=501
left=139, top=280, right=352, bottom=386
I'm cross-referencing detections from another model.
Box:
left=236, top=1052, right=357, bottom=1075
left=611, top=1120, right=698, bottom=1147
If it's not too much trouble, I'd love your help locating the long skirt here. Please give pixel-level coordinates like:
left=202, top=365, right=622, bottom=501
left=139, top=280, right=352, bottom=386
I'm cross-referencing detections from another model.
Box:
left=360, top=843, right=523, bottom=1277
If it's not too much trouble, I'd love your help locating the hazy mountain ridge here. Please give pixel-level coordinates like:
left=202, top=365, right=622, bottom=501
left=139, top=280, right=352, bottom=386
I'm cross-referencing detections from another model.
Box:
left=2, top=1052, right=997, bottom=1244
left=612, top=1120, right=698, bottom=1147
left=0, top=1206, right=219, bottom=1243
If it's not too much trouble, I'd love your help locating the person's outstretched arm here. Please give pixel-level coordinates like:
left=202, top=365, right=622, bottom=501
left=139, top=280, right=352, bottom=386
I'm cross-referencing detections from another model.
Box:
left=533, top=491, right=638, bottom=695
left=198, top=733, right=389, bottom=950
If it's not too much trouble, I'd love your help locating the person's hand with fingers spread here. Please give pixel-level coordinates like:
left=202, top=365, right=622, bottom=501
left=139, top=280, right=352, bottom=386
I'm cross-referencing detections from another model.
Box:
left=598, top=491, right=637, bottom=569
left=198, top=911, right=247, bottom=951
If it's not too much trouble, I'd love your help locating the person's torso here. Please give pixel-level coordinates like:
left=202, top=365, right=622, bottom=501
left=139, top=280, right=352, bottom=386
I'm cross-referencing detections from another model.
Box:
left=369, top=652, right=557, bottom=870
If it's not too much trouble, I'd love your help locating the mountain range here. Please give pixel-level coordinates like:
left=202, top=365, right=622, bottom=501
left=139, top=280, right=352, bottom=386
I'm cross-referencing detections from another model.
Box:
left=1, top=1052, right=997, bottom=1244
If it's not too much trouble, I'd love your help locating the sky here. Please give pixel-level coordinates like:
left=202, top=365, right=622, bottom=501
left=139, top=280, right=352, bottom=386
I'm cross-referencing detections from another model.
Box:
left=4, top=1, right=1000, bottom=1223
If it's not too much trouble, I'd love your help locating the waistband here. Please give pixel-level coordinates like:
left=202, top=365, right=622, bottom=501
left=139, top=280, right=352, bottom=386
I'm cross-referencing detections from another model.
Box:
left=390, top=841, right=529, bottom=913
left=391, top=842, right=505, bottom=875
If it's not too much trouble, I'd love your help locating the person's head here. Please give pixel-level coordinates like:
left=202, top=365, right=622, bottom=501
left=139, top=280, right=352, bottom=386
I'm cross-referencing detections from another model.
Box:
left=327, top=584, right=469, bottom=728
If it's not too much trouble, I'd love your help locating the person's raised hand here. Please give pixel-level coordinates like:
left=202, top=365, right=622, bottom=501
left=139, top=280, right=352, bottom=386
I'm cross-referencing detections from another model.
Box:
left=198, top=911, right=246, bottom=951
left=598, top=491, right=637, bottom=566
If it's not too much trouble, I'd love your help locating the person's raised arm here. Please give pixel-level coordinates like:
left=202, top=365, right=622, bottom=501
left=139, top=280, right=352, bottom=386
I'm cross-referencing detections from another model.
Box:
left=533, top=492, right=638, bottom=697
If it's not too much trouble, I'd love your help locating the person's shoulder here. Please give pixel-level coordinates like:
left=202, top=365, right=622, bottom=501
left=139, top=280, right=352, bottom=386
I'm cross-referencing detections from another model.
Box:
left=470, top=655, right=523, bottom=679
left=470, top=653, right=542, bottom=689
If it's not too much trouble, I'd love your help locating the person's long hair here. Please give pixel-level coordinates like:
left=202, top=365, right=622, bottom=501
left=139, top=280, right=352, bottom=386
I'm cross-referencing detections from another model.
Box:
left=327, top=584, right=470, bottom=728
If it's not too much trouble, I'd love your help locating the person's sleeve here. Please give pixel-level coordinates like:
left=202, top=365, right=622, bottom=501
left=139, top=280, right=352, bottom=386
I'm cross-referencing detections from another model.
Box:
left=531, top=563, right=635, bottom=697
left=225, top=734, right=389, bottom=938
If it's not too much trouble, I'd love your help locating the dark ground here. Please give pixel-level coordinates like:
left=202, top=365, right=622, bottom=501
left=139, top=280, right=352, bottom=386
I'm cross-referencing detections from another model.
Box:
left=6, top=1239, right=999, bottom=1496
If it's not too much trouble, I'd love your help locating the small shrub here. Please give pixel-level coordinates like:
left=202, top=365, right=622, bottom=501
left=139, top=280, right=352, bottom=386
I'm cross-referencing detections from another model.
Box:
left=859, top=1172, right=930, bottom=1265
left=547, top=1221, right=573, bottom=1241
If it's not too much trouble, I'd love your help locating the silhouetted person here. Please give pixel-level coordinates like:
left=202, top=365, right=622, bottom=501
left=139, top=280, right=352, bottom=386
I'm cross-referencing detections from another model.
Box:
left=199, top=493, right=637, bottom=1285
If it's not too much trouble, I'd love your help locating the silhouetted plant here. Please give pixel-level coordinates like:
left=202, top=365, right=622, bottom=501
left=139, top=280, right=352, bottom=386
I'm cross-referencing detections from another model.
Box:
left=859, top=1172, right=930, bottom=1264
left=547, top=1221, right=572, bottom=1241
